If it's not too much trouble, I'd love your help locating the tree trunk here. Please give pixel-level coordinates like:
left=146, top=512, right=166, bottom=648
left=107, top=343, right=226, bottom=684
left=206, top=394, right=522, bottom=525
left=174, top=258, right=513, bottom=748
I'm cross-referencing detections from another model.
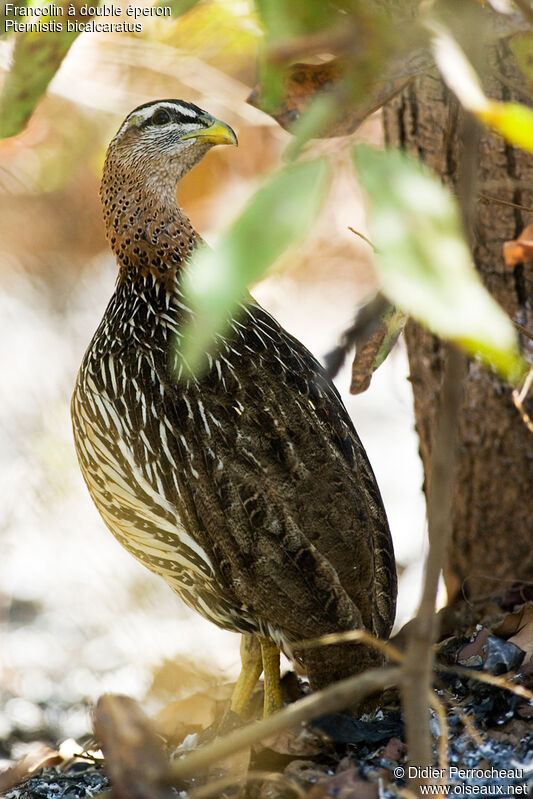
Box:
left=382, top=40, right=533, bottom=601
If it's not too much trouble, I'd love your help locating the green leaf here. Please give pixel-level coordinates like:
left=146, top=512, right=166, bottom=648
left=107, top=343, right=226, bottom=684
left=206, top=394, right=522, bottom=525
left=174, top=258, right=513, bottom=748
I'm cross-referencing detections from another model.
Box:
left=0, top=1, right=94, bottom=139
left=353, top=145, right=527, bottom=384
left=178, top=158, right=330, bottom=373
left=253, top=0, right=345, bottom=111
left=371, top=306, right=407, bottom=371
left=284, top=94, right=339, bottom=162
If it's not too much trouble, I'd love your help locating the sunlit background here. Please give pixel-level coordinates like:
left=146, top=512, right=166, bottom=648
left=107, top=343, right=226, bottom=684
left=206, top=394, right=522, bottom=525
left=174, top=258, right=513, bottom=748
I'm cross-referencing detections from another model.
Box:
left=0, top=0, right=427, bottom=764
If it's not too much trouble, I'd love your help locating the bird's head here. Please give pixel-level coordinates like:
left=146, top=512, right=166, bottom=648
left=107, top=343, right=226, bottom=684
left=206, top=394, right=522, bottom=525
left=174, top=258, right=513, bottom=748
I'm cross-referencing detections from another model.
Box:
left=104, top=99, right=238, bottom=195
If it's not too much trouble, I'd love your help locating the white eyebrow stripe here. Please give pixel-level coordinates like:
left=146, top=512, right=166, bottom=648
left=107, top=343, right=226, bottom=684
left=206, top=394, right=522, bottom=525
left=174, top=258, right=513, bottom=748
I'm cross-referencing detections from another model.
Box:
left=118, top=102, right=201, bottom=135
left=170, top=104, right=200, bottom=118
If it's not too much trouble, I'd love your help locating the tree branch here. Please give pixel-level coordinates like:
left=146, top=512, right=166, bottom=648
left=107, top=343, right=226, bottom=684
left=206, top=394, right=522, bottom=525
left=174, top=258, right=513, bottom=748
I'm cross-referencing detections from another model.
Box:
left=169, top=667, right=400, bottom=783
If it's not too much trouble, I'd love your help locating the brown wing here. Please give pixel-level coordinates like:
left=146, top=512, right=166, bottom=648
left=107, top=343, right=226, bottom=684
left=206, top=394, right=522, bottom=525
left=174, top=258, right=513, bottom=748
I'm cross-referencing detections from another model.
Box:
left=158, top=300, right=397, bottom=683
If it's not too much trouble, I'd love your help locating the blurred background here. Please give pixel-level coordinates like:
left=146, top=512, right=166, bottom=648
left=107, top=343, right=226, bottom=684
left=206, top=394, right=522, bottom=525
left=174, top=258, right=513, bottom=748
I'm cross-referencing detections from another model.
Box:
left=0, top=0, right=426, bottom=765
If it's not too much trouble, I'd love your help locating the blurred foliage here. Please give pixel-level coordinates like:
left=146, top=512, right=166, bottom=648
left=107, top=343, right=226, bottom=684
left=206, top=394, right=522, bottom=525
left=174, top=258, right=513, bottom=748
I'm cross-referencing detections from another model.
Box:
left=179, top=158, right=330, bottom=372
left=4, top=103, right=99, bottom=195
left=0, top=0, right=530, bottom=383
left=0, top=1, right=91, bottom=138
left=253, top=0, right=396, bottom=122
left=479, top=101, right=533, bottom=153
left=155, top=0, right=260, bottom=74
left=353, top=145, right=527, bottom=384
left=429, top=19, right=533, bottom=153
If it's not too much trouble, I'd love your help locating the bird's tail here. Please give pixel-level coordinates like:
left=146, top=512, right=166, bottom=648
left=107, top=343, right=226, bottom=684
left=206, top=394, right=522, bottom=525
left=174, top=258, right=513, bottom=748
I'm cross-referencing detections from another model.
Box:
left=296, top=641, right=386, bottom=713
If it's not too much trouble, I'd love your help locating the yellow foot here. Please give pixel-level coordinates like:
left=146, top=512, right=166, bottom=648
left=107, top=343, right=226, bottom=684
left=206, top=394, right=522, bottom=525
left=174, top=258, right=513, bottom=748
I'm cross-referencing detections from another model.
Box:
left=230, top=634, right=263, bottom=718
left=230, top=635, right=283, bottom=718
left=260, top=637, right=283, bottom=717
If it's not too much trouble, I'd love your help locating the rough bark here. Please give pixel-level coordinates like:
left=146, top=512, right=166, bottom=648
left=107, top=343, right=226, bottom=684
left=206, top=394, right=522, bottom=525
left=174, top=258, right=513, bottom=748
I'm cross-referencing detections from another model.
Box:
left=382, top=40, right=533, bottom=601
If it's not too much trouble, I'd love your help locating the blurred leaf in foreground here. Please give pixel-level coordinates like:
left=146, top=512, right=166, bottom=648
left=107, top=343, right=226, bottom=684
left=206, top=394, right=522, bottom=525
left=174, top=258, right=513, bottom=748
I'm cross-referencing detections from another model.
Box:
left=178, top=158, right=330, bottom=374
left=353, top=145, right=527, bottom=384
left=254, top=0, right=333, bottom=105
left=429, top=19, right=533, bottom=154
left=250, top=1, right=401, bottom=145
left=1, top=0, right=30, bottom=38
left=0, top=1, right=93, bottom=139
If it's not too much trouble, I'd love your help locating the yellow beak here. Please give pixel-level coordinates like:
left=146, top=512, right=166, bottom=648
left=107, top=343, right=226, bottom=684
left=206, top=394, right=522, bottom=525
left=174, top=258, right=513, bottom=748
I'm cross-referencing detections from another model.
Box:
left=179, top=118, right=238, bottom=147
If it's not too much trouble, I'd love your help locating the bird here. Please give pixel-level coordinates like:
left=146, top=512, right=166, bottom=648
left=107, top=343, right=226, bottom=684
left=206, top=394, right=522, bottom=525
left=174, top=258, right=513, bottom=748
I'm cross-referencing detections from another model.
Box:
left=71, top=99, right=397, bottom=718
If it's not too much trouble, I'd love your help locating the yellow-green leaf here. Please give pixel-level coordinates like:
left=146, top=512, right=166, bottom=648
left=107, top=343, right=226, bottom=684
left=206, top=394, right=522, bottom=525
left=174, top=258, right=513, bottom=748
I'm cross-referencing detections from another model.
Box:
left=478, top=101, right=533, bottom=153
left=353, top=144, right=526, bottom=384
left=177, top=158, right=330, bottom=374
left=429, top=19, right=533, bottom=154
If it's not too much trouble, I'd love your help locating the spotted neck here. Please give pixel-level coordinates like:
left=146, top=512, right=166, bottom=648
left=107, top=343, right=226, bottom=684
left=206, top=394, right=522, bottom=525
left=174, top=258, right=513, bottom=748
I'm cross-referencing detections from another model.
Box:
left=100, top=152, right=197, bottom=287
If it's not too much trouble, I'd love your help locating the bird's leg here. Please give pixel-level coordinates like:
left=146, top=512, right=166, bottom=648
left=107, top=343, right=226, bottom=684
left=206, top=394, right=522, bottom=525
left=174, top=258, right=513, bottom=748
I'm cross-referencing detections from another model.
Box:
left=259, top=637, right=283, bottom=717
left=230, top=634, right=263, bottom=718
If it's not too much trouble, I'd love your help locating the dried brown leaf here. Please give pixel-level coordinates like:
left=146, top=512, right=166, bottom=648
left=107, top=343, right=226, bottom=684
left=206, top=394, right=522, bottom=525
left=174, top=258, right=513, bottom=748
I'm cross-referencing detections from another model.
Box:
left=507, top=606, right=533, bottom=663
left=259, top=725, right=326, bottom=757
left=503, top=221, right=533, bottom=265
left=379, top=736, right=407, bottom=762
left=0, top=744, right=61, bottom=795
left=457, top=628, right=490, bottom=666
left=248, top=60, right=414, bottom=138
left=148, top=658, right=225, bottom=702
left=155, top=693, right=220, bottom=744
left=93, top=694, right=172, bottom=799
left=350, top=307, right=406, bottom=394
left=311, top=765, right=378, bottom=799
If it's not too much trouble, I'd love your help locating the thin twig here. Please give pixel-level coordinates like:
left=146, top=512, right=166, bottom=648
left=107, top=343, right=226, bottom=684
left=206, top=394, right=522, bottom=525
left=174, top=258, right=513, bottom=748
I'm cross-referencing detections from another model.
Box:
left=402, top=74, right=478, bottom=791
left=478, top=191, right=533, bottom=215
left=402, top=346, right=466, bottom=792
left=429, top=692, right=449, bottom=784
left=290, top=628, right=404, bottom=663
left=396, top=790, right=421, bottom=799
left=279, top=626, right=533, bottom=700
left=439, top=664, right=533, bottom=702
left=169, top=667, right=401, bottom=782
left=348, top=225, right=379, bottom=252
left=513, top=321, right=533, bottom=342
left=447, top=695, right=484, bottom=747
left=512, top=362, right=533, bottom=434
left=190, top=769, right=308, bottom=799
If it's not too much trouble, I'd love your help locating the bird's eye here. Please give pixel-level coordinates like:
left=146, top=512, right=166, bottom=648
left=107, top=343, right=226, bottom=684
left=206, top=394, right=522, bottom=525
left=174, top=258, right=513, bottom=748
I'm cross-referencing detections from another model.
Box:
left=152, top=109, right=171, bottom=126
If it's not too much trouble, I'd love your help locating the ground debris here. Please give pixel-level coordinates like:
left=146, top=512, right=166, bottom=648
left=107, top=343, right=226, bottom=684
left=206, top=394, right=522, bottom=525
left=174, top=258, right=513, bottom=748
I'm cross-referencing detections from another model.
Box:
left=92, top=694, right=173, bottom=799
left=3, top=590, right=533, bottom=799
left=2, top=761, right=108, bottom=799
left=0, top=744, right=62, bottom=796
left=309, top=714, right=402, bottom=747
